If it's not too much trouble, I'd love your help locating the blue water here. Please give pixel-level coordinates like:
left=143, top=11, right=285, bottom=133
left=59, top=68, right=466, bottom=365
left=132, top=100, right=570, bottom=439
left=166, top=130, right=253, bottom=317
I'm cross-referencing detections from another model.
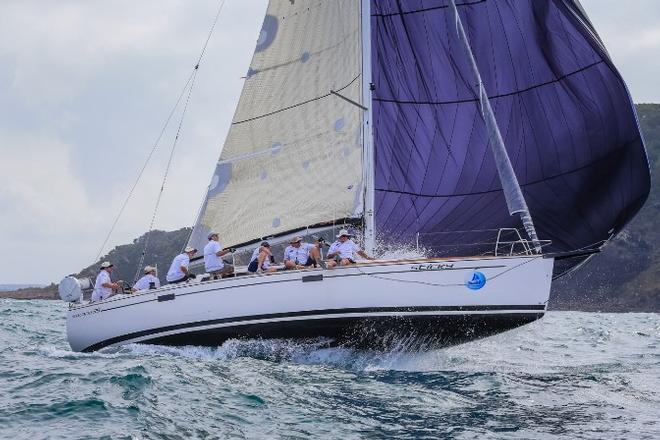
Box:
left=0, top=299, right=658, bottom=439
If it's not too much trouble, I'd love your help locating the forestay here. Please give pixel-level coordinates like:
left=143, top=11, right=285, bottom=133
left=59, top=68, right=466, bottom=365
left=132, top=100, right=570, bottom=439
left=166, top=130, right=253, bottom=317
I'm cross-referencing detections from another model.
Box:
left=189, top=0, right=364, bottom=251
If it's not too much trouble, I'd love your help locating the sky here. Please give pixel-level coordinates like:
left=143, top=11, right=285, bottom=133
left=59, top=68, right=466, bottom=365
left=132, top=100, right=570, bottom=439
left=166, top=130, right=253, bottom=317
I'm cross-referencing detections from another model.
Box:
left=0, top=0, right=658, bottom=285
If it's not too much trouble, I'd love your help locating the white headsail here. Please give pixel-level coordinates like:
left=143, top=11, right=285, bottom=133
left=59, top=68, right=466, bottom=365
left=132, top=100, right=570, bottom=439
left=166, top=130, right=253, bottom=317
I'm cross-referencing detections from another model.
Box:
left=188, top=0, right=364, bottom=250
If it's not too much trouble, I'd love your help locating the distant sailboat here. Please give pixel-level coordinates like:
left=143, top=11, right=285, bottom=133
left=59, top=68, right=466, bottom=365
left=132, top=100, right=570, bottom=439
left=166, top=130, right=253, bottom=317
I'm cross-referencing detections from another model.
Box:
left=59, top=0, right=649, bottom=352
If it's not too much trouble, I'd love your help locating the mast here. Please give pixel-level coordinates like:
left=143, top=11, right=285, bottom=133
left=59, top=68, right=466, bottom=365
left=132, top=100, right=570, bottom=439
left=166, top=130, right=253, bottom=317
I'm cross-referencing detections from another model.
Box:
left=449, top=0, right=542, bottom=252
left=361, top=0, right=376, bottom=254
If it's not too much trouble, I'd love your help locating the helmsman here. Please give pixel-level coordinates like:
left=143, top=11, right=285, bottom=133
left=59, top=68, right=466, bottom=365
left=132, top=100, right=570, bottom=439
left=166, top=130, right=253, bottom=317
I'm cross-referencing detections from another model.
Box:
left=92, top=261, right=123, bottom=302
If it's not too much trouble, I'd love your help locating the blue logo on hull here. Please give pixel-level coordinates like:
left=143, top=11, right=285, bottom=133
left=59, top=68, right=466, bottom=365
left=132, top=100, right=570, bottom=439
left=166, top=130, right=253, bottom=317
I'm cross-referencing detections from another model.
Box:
left=465, top=271, right=487, bottom=290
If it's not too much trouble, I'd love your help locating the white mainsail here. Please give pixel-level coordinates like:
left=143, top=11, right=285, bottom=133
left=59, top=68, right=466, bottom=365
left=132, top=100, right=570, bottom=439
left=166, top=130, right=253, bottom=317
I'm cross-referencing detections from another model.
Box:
left=188, top=0, right=364, bottom=250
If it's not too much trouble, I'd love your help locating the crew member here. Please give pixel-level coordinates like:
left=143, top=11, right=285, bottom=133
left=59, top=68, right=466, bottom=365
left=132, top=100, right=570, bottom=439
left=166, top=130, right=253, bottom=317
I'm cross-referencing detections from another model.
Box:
left=283, top=236, right=322, bottom=270
left=166, top=246, right=198, bottom=283
left=92, top=261, right=123, bottom=301
left=326, top=229, right=373, bottom=268
left=204, top=232, right=235, bottom=279
left=132, top=265, right=160, bottom=292
left=247, top=241, right=278, bottom=273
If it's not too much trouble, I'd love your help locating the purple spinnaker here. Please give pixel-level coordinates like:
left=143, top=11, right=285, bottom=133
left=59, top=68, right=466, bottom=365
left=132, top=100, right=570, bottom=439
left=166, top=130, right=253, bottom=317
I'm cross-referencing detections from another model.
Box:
left=371, top=0, right=650, bottom=261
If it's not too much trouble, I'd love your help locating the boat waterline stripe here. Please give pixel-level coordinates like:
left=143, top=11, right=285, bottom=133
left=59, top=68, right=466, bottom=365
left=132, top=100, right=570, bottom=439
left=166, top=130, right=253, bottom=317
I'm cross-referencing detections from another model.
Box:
left=127, top=310, right=544, bottom=345
left=82, top=305, right=545, bottom=352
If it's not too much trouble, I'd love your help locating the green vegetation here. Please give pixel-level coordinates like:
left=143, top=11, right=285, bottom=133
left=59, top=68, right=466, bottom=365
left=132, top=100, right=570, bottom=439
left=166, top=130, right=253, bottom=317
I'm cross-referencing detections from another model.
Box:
left=75, top=228, right=192, bottom=286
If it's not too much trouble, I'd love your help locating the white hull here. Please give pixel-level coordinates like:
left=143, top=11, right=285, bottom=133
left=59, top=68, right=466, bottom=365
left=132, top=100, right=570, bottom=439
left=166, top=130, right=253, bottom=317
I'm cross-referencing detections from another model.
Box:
left=67, top=255, right=554, bottom=352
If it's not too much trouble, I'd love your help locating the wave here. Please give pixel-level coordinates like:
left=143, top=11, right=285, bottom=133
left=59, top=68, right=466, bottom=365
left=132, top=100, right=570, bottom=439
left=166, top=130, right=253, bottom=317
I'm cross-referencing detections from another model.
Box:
left=85, top=337, right=450, bottom=373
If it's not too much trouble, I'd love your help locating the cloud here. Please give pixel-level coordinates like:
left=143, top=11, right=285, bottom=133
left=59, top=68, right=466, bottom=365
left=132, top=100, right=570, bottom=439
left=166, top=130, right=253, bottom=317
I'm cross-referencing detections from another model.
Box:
left=632, top=28, right=660, bottom=50
left=0, top=2, right=211, bottom=106
left=581, top=0, right=660, bottom=102
left=0, top=131, right=102, bottom=282
left=0, top=133, right=93, bottom=237
left=0, top=0, right=268, bottom=283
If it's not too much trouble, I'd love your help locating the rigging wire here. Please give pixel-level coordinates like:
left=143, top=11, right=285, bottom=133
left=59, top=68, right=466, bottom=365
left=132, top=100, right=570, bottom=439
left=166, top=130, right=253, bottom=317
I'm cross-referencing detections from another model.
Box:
left=90, top=0, right=226, bottom=280
left=179, top=0, right=232, bottom=256
left=133, top=0, right=227, bottom=282
left=94, top=71, right=196, bottom=263
left=96, top=0, right=226, bottom=263
left=133, top=70, right=200, bottom=283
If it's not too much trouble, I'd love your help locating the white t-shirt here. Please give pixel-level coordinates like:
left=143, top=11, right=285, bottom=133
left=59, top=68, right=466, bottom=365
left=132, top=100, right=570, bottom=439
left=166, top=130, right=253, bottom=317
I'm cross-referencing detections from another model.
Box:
left=133, top=274, right=161, bottom=291
left=92, top=270, right=113, bottom=302
left=204, top=240, right=225, bottom=272
left=284, top=243, right=313, bottom=264
left=328, top=239, right=360, bottom=259
left=250, top=246, right=270, bottom=269
left=166, top=253, right=190, bottom=282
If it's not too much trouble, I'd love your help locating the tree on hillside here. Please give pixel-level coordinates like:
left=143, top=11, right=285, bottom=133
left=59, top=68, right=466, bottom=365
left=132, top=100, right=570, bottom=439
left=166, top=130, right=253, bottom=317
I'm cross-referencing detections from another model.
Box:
left=77, top=228, right=192, bottom=286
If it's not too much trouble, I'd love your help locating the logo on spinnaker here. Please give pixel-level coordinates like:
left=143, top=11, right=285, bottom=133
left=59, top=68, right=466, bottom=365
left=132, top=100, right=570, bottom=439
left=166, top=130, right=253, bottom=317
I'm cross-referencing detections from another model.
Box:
left=465, top=271, right=486, bottom=290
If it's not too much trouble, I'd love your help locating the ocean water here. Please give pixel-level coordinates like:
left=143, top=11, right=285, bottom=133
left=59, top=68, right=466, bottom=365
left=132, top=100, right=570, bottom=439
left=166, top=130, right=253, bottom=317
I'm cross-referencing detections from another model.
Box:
left=0, top=299, right=658, bottom=440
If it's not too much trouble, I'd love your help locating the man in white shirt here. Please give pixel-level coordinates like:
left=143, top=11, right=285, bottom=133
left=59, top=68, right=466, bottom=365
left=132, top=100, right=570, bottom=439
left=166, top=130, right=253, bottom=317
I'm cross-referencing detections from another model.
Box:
left=132, top=265, right=161, bottom=292
left=247, top=241, right=278, bottom=273
left=326, top=229, right=373, bottom=268
left=283, top=236, right=322, bottom=270
left=166, top=246, right=198, bottom=283
left=92, top=261, right=123, bottom=302
left=203, top=232, right=235, bottom=279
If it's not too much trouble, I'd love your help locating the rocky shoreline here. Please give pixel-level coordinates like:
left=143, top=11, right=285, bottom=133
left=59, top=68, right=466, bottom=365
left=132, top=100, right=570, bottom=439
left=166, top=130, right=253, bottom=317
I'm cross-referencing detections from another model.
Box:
left=0, top=286, right=58, bottom=300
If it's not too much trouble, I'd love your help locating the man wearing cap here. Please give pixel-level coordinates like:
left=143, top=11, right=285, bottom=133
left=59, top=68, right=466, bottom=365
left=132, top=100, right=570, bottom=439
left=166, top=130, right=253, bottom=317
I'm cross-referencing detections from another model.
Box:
left=92, top=262, right=124, bottom=302
left=283, top=236, right=322, bottom=270
left=166, top=247, right=198, bottom=283
left=247, top=241, right=278, bottom=274
left=132, top=265, right=161, bottom=292
left=326, top=229, right=373, bottom=268
left=204, top=232, right=235, bottom=280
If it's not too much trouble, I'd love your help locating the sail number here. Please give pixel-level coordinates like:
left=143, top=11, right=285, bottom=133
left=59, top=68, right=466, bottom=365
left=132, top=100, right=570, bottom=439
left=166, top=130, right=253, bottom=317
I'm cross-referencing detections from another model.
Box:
left=72, top=307, right=101, bottom=318
left=411, top=263, right=454, bottom=271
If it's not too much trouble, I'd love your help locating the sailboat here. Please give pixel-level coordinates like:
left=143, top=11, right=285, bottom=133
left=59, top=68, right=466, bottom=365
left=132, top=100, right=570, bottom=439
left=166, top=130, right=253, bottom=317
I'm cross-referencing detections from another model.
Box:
left=59, top=0, right=649, bottom=353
